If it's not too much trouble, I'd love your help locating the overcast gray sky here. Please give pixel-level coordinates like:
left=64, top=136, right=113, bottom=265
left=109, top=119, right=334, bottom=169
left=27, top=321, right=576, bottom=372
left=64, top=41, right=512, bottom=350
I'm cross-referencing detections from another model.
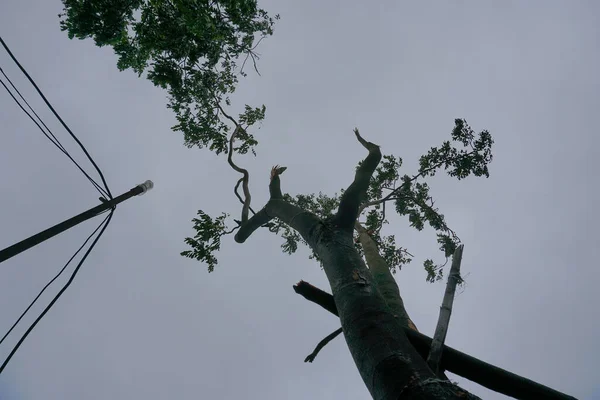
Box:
left=1, top=1, right=598, bottom=399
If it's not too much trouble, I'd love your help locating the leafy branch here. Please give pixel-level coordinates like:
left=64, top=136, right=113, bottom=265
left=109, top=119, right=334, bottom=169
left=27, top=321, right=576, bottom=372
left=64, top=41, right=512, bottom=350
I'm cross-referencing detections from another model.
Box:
left=182, top=119, right=493, bottom=279
left=59, top=0, right=278, bottom=155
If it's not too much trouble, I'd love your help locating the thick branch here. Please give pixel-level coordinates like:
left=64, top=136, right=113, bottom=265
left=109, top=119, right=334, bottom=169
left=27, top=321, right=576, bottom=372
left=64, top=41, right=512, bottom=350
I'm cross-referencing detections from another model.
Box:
left=293, top=281, right=338, bottom=314
left=293, top=280, right=576, bottom=400
left=234, top=167, right=321, bottom=244
left=333, top=129, right=382, bottom=232
left=427, top=244, right=464, bottom=375
left=269, top=165, right=287, bottom=199
left=233, top=208, right=273, bottom=243
left=354, top=222, right=417, bottom=331
left=240, top=35, right=265, bottom=76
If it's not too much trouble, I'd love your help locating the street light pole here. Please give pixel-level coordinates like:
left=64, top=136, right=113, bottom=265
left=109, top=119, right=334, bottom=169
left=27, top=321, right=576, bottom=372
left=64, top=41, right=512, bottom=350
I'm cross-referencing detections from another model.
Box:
left=0, top=180, right=153, bottom=264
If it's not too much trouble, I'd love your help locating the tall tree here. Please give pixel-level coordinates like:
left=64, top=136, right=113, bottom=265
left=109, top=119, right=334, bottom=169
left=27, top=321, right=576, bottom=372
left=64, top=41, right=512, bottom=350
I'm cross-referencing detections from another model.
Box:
left=59, top=2, right=495, bottom=399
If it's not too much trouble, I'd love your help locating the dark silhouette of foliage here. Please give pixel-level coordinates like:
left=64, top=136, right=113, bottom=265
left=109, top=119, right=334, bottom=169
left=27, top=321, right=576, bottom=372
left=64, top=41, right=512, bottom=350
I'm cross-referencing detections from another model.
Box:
left=59, top=0, right=278, bottom=154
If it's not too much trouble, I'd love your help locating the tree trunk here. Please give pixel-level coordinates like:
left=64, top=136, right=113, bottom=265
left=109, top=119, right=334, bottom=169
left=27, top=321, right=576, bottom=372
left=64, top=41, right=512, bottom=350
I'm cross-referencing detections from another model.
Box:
left=355, top=221, right=418, bottom=331
left=237, top=202, right=476, bottom=398
left=235, top=131, right=477, bottom=399
left=294, top=280, right=577, bottom=400
left=313, top=226, right=474, bottom=399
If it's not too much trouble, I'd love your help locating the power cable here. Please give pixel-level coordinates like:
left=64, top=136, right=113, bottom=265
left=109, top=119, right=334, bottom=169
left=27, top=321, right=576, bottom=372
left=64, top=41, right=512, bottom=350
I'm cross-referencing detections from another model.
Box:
left=0, top=211, right=111, bottom=347
left=0, top=210, right=114, bottom=375
left=0, top=67, right=67, bottom=152
left=0, top=69, right=109, bottom=197
left=0, top=35, right=112, bottom=199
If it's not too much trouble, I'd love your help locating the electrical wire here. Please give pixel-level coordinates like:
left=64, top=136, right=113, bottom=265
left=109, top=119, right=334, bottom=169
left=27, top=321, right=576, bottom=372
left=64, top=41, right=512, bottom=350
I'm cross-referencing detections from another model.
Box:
left=0, top=67, right=68, bottom=153
left=0, top=35, right=112, bottom=199
left=0, top=70, right=109, bottom=198
left=0, top=210, right=114, bottom=375
left=0, top=212, right=111, bottom=347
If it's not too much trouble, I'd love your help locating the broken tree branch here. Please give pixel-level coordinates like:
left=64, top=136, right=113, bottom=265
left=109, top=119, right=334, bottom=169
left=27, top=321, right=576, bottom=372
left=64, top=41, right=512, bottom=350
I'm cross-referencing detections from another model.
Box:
left=292, top=280, right=576, bottom=400
left=234, top=167, right=321, bottom=244
left=354, top=221, right=417, bottom=331
left=333, top=129, right=382, bottom=232
left=427, top=244, right=464, bottom=375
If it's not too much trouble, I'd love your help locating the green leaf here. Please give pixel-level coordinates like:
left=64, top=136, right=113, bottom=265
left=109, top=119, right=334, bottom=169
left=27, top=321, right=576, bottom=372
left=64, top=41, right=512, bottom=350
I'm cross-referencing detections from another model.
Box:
left=181, top=210, right=231, bottom=272
left=59, top=0, right=278, bottom=155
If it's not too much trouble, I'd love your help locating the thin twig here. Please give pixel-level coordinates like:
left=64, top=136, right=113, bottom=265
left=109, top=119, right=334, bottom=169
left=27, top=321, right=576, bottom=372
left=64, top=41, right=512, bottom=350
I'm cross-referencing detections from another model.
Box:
left=214, top=96, right=253, bottom=224
left=304, top=327, right=343, bottom=363
left=234, top=177, right=257, bottom=215
left=360, top=150, right=478, bottom=212
left=240, top=36, right=265, bottom=76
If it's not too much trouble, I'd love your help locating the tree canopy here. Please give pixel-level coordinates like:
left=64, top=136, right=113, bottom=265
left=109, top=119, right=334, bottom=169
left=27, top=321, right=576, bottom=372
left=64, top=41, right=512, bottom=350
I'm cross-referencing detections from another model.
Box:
left=182, top=119, right=493, bottom=282
left=59, top=0, right=494, bottom=283
left=60, top=0, right=278, bottom=153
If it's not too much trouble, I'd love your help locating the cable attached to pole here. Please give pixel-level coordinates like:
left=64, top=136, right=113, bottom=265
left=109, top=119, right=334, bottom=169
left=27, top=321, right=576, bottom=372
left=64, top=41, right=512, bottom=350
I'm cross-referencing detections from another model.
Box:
left=0, top=212, right=111, bottom=347
left=0, top=181, right=153, bottom=264
left=0, top=210, right=113, bottom=375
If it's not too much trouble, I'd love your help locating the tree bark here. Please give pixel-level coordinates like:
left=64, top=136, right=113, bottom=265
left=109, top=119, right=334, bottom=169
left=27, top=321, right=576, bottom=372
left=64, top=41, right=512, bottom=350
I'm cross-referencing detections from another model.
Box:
left=313, top=230, right=472, bottom=399
left=303, top=223, right=421, bottom=364
left=355, top=222, right=418, bottom=332
left=235, top=131, right=476, bottom=399
left=427, top=244, right=464, bottom=375
left=293, top=280, right=578, bottom=400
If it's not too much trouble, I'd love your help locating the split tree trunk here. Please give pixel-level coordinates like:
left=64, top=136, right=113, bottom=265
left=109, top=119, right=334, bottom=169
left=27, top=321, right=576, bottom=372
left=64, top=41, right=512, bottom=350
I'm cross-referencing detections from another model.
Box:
left=355, top=221, right=419, bottom=332
left=235, top=131, right=477, bottom=399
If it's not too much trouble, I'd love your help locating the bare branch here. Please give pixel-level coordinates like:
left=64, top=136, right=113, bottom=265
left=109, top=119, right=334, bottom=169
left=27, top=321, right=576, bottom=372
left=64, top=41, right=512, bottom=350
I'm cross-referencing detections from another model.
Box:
left=293, top=280, right=337, bottom=315
left=234, top=177, right=257, bottom=215
left=223, top=225, right=241, bottom=235
left=234, top=168, right=321, bottom=244
left=304, top=327, right=343, bottom=363
left=214, top=98, right=253, bottom=224
left=228, top=126, right=252, bottom=223
left=427, top=245, right=464, bottom=375
left=240, top=36, right=266, bottom=76
left=269, top=164, right=287, bottom=199
left=375, top=200, right=386, bottom=236
left=333, top=129, right=382, bottom=232
left=359, top=195, right=400, bottom=213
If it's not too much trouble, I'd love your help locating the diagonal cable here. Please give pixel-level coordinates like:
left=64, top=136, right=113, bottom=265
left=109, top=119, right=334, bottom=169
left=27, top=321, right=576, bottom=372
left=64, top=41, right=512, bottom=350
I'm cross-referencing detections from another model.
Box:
left=0, top=210, right=114, bottom=375
left=0, top=70, right=109, bottom=197
left=0, top=212, right=111, bottom=347
left=0, top=35, right=112, bottom=199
